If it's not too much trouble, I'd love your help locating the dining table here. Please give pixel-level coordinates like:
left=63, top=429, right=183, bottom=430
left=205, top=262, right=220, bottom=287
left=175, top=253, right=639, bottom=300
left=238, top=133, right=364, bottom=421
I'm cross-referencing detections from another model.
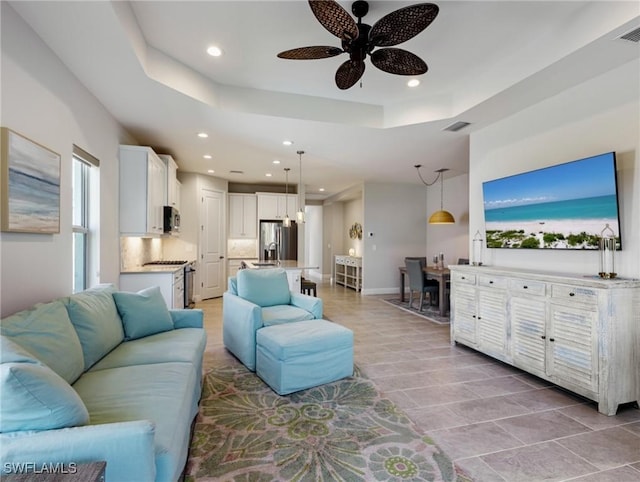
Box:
left=398, top=265, right=451, bottom=317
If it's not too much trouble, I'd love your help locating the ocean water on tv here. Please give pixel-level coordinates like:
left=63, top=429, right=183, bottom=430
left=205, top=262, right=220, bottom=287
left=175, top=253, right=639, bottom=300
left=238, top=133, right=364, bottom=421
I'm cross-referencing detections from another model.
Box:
left=484, top=195, right=618, bottom=222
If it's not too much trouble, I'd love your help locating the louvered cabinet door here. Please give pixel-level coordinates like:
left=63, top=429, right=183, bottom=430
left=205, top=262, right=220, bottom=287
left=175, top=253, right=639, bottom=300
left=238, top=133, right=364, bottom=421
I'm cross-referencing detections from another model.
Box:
left=511, top=297, right=546, bottom=376
left=451, top=284, right=478, bottom=346
left=547, top=302, right=598, bottom=395
left=476, top=289, right=508, bottom=360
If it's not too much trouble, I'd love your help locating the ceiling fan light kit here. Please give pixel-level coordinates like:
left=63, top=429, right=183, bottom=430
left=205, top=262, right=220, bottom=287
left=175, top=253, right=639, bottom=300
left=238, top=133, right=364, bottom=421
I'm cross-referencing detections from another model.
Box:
left=277, top=0, right=439, bottom=90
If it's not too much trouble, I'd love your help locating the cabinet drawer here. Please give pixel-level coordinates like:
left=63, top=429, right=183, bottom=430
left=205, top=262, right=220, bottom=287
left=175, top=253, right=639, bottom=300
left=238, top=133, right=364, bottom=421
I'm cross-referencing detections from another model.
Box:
left=335, top=256, right=346, bottom=265
left=346, top=257, right=362, bottom=267
left=509, top=278, right=546, bottom=296
left=551, top=284, right=597, bottom=305
left=478, top=275, right=507, bottom=289
left=173, top=270, right=184, bottom=283
left=452, top=271, right=476, bottom=285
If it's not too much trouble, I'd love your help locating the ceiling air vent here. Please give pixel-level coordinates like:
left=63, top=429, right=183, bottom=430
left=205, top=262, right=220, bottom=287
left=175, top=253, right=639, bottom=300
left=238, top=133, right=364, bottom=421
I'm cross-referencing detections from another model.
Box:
left=618, top=26, right=640, bottom=43
left=443, top=121, right=471, bottom=132
left=229, top=170, right=244, bottom=174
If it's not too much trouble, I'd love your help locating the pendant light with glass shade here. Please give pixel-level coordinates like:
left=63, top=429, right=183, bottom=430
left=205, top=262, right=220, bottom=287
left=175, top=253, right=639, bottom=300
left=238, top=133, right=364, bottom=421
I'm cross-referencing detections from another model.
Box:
left=283, top=168, right=291, bottom=227
left=414, top=165, right=455, bottom=224
left=296, top=150, right=305, bottom=223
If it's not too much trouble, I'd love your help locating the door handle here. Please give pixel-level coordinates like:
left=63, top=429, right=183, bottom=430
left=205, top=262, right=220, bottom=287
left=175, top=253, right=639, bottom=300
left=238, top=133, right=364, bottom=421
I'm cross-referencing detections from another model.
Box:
left=219, top=256, right=224, bottom=259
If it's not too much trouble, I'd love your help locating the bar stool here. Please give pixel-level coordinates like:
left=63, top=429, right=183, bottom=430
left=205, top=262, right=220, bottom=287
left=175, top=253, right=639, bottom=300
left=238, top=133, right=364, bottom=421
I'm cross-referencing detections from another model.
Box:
left=301, top=277, right=317, bottom=297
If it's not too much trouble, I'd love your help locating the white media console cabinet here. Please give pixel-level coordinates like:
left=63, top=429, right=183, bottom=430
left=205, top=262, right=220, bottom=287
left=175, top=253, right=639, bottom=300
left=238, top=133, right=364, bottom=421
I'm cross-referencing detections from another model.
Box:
left=449, top=265, right=640, bottom=415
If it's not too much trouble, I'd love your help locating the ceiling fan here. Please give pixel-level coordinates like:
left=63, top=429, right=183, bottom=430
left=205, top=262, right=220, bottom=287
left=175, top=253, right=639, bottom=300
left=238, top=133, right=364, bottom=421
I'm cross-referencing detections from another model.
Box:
left=277, top=0, right=439, bottom=90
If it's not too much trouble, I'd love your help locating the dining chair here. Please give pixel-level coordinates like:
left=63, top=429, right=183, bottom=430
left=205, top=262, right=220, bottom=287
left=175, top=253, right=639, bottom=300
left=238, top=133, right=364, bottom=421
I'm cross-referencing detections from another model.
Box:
left=404, top=258, right=439, bottom=312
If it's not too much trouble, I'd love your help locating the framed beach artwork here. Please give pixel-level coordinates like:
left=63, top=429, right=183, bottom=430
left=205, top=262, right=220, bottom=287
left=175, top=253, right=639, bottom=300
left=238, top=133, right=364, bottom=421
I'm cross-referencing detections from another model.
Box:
left=1, top=128, right=61, bottom=233
left=482, top=152, right=621, bottom=250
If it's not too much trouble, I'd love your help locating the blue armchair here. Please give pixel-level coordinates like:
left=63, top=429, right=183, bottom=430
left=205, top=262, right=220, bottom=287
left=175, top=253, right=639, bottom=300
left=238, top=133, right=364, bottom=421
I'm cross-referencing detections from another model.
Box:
left=223, top=268, right=323, bottom=371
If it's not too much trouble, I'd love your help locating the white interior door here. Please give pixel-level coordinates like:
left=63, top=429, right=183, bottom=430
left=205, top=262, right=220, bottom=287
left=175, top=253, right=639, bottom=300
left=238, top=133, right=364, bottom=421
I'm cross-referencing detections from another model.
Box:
left=200, top=188, right=225, bottom=299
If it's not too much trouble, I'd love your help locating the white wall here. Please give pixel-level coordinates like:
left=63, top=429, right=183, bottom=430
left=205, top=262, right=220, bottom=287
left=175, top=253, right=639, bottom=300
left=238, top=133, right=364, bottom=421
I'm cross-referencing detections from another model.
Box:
left=0, top=3, right=133, bottom=317
left=322, top=201, right=344, bottom=279
left=343, top=198, right=364, bottom=257
left=469, top=59, right=640, bottom=278
left=426, top=173, right=470, bottom=266
left=304, top=205, right=323, bottom=280
left=362, top=183, right=428, bottom=294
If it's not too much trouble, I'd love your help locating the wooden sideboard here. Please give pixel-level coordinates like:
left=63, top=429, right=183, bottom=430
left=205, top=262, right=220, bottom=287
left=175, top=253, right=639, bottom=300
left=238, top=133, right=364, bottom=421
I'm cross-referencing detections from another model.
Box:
left=449, top=265, right=640, bottom=415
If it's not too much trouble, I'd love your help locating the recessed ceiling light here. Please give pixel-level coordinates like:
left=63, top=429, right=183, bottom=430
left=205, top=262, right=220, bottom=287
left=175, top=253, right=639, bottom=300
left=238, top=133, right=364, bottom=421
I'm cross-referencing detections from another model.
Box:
left=282, top=140, right=293, bottom=146
left=273, top=160, right=281, bottom=164
left=407, top=79, right=420, bottom=88
left=265, top=173, right=272, bottom=177
left=206, top=46, right=222, bottom=57
left=319, top=188, right=325, bottom=192
left=207, top=169, right=215, bottom=174
left=197, top=132, right=208, bottom=138
left=203, top=154, right=212, bottom=159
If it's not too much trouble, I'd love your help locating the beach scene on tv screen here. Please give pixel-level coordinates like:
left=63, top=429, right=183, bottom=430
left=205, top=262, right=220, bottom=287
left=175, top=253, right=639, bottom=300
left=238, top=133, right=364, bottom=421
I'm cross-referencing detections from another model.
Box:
left=482, top=153, right=620, bottom=249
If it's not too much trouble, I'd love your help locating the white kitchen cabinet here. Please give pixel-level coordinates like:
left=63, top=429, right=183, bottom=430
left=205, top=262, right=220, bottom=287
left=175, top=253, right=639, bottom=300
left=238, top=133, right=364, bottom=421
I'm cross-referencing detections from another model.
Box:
left=159, top=154, right=179, bottom=208
left=229, top=194, right=257, bottom=238
left=450, top=265, right=640, bottom=415
left=119, top=268, right=184, bottom=309
left=335, top=256, right=362, bottom=292
left=119, top=146, right=166, bottom=236
left=256, top=193, right=298, bottom=220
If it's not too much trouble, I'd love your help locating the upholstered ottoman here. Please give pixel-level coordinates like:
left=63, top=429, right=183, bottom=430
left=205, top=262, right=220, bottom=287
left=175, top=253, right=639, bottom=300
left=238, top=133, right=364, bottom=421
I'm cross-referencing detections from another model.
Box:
left=256, top=319, right=354, bottom=395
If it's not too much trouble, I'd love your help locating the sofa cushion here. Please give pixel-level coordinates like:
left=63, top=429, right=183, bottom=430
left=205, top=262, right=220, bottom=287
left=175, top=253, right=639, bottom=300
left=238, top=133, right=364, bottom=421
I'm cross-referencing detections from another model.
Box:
left=0, top=335, right=41, bottom=364
left=89, top=328, right=206, bottom=372
left=0, top=301, right=84, bottom=384
left=112, top=286, right=174, bottom=341
left=261, top=305, right=315, bottom=326
left=228, top=276, right=238, bottom=295
left=73, top=362, right=198, bottom=482
left=236, top=268, right=291, bottom=307
left=0, top=362, right=89, bottom=433
left=64, top=284, right=125, bottom=370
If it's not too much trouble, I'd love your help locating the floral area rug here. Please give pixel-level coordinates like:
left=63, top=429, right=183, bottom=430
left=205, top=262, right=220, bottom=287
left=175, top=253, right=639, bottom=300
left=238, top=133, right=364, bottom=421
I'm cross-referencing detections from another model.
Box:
left=381, top=298, right=450, bottom=325
left=185, top=365, right=466, bottom=481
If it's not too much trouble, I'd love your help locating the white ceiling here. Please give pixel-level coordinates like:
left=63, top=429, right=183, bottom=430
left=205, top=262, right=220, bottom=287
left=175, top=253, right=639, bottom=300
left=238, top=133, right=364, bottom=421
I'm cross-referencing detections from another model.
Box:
left=10, top=1, right=640, bottom=200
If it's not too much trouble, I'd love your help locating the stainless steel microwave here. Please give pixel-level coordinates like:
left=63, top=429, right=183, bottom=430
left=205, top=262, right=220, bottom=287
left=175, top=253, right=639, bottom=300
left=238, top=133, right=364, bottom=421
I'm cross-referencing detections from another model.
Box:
left=163, top=206, right=180, bottom=234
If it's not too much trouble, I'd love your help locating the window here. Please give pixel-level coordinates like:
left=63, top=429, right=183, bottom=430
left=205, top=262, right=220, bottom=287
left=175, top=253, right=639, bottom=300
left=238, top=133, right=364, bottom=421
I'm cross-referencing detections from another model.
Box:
left=72, top=145, right=99, bottom=293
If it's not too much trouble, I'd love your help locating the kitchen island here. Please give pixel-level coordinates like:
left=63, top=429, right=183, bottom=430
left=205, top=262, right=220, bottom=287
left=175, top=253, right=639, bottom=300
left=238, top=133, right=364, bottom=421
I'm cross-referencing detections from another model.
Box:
left=242, top=260, right=319, bottom=293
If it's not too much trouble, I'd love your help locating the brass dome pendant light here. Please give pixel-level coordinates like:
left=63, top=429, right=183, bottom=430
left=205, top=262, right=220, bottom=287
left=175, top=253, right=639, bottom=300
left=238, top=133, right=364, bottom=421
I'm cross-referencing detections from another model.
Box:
left=414, top=165, right=455, bottom=225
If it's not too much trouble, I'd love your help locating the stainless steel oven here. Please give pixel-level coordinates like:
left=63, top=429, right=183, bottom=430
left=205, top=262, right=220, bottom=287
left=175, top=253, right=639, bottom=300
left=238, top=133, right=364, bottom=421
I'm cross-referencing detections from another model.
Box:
left=184, top=262, right=196, bottom=308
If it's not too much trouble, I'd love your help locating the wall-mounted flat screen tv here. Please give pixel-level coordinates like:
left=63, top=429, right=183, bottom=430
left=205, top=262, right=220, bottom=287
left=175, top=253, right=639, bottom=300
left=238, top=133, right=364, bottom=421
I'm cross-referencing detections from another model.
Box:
left=482, top=152, right=621, bottom=249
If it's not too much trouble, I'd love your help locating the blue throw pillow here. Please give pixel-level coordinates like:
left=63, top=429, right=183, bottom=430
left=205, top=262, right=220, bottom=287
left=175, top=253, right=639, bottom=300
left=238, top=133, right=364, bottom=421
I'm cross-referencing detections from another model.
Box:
left=0, top=362, right=89, bottom=433
left=0, top=301, right=84, bottom=384
left=236, top=268, right=291, bottom=307
left=64, top=284, right=125, bottom=370
left=112, top=286, right=174, bottom=341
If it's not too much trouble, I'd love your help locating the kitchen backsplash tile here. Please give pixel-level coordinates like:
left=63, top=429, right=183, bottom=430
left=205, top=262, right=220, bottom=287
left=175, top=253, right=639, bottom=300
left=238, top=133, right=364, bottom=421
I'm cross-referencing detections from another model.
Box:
left=228, top=239, right=258, bottom=258
left=120, top=237, right=162, bottom=270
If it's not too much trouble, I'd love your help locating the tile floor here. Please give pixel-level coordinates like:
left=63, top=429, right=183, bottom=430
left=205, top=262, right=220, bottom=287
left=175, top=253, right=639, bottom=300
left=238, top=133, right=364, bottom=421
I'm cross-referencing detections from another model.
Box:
left=197, top=280, right=640, bottom=482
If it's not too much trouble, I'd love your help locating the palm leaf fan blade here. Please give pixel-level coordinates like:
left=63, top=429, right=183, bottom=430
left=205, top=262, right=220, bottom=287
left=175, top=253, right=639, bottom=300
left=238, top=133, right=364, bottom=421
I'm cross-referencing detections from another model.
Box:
left=370, top=48, right=427, bottom=75
left=277, top=46, right=343, bottom=60
left=370, top=3, right=439, bottom=47
left=335, top=60, right=365, bottom=89
left=308, top=0, right=359, bottom=41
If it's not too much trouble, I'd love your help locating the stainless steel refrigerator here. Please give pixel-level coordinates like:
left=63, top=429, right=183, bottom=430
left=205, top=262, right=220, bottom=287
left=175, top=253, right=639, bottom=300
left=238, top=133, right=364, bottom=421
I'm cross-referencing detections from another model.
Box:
left=260, top=221, right=297, bottom=262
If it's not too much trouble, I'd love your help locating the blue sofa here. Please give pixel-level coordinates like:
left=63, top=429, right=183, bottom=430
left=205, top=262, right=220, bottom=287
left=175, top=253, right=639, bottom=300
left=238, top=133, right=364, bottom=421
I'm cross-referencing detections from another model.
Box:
left=0, top=284, right=206, bottom=482
left=223, top=268, right=322, bottom=371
